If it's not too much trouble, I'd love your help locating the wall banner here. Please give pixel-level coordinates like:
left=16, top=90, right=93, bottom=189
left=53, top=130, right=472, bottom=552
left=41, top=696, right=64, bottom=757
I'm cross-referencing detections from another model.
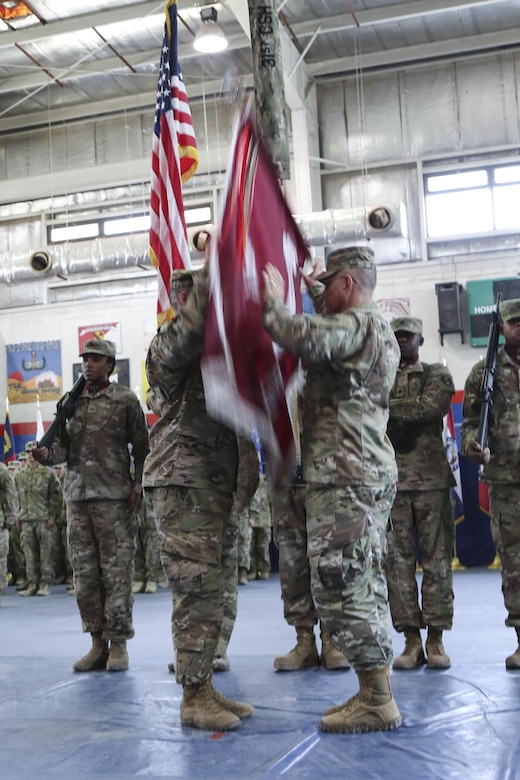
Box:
left=7, top=340, right=63, bottom=404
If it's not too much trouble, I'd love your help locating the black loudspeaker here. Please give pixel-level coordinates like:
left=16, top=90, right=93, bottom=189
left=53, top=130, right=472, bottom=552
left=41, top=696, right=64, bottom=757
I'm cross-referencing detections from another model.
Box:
left=435, top=282, right=463, bottom=344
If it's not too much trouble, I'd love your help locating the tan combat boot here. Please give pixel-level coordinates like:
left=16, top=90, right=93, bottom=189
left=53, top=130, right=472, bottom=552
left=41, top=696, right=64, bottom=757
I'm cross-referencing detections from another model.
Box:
left=73, top=632, right=109, bottom=672
left=106, top=641, right=129, bottom=672
left=425, top=627, right=451, bottom=669
left=505, top=627, right=520, bottom=670
left=180, top=679, right=241, bottom=731
left=208, top=677, right=254, bottom=720
left=19, top=583, right=38, bottom=597
left=274, top=627, right=320, bottom=671
left=393, top=628, right=426, bottom=670
left=37, top=582, right=50, bottom=597
left=320, top=625, right=351, bottom=670
left=320, top=666, right=402, bottom=733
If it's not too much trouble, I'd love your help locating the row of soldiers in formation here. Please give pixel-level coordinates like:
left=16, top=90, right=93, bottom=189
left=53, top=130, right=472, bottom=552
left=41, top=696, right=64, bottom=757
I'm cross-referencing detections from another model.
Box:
left=0, top=444, right=273, bottom=606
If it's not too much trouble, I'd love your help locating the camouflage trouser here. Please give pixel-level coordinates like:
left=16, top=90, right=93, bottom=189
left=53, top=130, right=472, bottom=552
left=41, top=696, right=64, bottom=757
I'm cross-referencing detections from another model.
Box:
left=55, top=521, right=72, bottom=581
left=272, top=483, right=317, bottom=629
left=215, top=507, right=238, bottom=657
left=21, top=520, right=57, bottom=587
left=134, top=519, right=161, bottom=583
left=237, top=508, right=252, bottom=571
left=0, top=527, right=8, bottom=591
left=306, top=482, right=396, bottom=671
left=8, top=523, right=25, bottom=582
left=385, top=488, right=454, bottom=632
left=67, top=499, right=136, bottom=642
left=489, top=483, right=520, bottom=627
left=249, top=527, right=271, bottom=575
left=149, top=485, right=234, bottom=687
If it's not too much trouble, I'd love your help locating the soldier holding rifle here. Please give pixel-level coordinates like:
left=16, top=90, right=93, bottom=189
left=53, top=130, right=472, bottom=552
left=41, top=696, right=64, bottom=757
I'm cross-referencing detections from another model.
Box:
left=461, top=297, right=520, bottom=669
left=32, top=339, right=149, bottom=673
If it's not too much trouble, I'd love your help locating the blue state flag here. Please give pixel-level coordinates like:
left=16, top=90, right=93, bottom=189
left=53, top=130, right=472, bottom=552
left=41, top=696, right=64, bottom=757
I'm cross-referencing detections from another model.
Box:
left=3, top=410, right=16, bottom=463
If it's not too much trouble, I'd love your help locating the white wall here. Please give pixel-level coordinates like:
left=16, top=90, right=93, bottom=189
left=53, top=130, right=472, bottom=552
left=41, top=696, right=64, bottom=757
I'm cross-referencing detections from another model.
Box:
left=0, top=291, right=157, bottom=430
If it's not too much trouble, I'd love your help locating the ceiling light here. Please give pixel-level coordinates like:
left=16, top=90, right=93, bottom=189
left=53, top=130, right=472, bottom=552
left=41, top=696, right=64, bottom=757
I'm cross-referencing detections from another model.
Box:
left=193, top=7, right=228, bottom=54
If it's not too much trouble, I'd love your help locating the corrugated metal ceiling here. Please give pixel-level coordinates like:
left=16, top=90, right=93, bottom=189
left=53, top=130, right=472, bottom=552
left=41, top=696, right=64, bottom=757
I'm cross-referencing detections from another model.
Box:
left=0, top=0, right=519, bottom=133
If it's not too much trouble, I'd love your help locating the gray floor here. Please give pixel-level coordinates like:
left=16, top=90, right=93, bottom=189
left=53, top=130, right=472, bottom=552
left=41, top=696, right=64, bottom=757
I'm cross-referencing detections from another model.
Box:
left=1, top=568, right=519, bottom=779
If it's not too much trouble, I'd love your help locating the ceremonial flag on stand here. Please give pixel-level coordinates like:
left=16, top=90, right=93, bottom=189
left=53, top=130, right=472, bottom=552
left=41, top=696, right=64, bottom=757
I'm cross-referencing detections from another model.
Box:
left=201, top=108, right=310, bottom=476
left=444, top=405, right=465, bottom=523
left=36, top=394, right=45, bottom=443
left=3, top=403, right=16, bottom=464
left=149, top=0, right=198, bottom=326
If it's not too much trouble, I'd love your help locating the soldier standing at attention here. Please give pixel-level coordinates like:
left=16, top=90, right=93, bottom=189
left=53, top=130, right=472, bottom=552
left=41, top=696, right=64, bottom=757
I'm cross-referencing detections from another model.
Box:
left=0, top=462, right=19, bottom=604
left=17, top=444, right=62, bottom=597
left=144, top=268, right=254, bottom=732
left=33, top=339, right=149, bottom=673
left=385, top=317, right=455, bottom=670
left=262, top=245, right=401, bottom=734
left=7, top=459, right=26, bottom=590
left=461, top=298, right=520, bottom=669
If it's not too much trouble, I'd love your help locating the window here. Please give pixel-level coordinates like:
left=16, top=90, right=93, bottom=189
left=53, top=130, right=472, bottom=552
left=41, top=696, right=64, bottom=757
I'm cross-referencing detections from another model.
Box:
left=424, top=163, right=520, bottom=238
left=48, top=204, right=213, bottom=245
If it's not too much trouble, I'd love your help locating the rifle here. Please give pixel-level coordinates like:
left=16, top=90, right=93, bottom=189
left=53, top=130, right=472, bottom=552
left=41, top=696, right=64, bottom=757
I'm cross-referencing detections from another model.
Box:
left=38, top=374, right=86, bottom=450
left=477, top=293, right=502, bottom=450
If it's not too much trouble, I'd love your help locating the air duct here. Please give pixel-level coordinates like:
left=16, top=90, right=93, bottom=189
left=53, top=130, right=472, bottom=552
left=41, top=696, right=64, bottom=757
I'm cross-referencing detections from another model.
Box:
left=0, top=205, right=406, bottom=288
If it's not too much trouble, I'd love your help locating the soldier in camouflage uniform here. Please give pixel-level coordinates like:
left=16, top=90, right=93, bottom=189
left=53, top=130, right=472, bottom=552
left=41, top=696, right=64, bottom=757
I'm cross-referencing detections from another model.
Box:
left=0, top=462, right=19, bottom=602
left=144, top=268, right=254, bottom=732
left=385, top=316, right=455, bottom=670
left=272, top=452, right=352, bottom=672
left=212, top=435, right=259, bottom=672
left=33, top=338, right=149, bottom=673
left=132, top=490, right=161, bottom=594
left=53, top=463, right=73, bottom=588
left=17, top=446, right=62, bottom=597
left=247, top=471, right=272, bottom=580
left=237, top=502, right=252, bottom=586
left=262, top=246, right=401, bottom=734
left=7, top=460, right=25, bottom=588
left=461, top=297, right=520, bottom=669
left=10, top=453, right=29, bottom=589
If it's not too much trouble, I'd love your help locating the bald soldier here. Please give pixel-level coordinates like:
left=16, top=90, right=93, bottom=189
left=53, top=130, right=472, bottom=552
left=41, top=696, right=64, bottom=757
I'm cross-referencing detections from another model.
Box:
left=262, top=245, right=401, bottom=734
left=385, top=316, right=455, bottom=671
left=461, top=298, right=520, bottom=669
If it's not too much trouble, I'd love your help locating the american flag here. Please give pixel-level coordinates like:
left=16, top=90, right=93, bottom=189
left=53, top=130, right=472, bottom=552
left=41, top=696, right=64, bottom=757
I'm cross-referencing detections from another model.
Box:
left=201, top=109, right=309, bottom=477
left=150, top=0, right=198, bottom=326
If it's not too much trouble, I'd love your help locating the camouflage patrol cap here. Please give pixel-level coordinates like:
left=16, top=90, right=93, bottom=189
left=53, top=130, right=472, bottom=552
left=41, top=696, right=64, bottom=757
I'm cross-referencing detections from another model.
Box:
left=500, top=298, right=520, bottom=321
left=317, top=246, right=376, bottom=283
left=25, top=440, right=35, bottom=452
left=18, top=452, right=27, bottom=461
left=170, top=269, right=194, bottom=291
left=79, top=338, right=116, bottom=359
left=7, top=461, right=18, bottom=470
left=391, top=316, right=423, bottom=335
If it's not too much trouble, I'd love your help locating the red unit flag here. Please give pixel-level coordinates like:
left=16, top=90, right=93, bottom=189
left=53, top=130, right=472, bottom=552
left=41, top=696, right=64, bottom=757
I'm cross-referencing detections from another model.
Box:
left=201, top=109, right=310, bottom=476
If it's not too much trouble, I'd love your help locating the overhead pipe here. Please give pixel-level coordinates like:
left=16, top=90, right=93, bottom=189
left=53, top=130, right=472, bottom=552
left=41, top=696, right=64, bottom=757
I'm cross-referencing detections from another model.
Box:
left=0, top=204, right=405, bottom=286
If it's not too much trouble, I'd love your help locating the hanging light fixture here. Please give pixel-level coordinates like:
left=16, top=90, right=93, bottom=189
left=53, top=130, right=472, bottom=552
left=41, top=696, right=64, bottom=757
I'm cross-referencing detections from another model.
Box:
left=193, top=7, right=228, bottom=54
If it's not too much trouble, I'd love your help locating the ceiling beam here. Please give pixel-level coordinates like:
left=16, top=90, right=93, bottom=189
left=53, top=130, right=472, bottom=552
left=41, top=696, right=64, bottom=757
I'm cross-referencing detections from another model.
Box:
left=307, top=27, right=520, bottom=78
left=291, top=0, right=512, bottom=38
